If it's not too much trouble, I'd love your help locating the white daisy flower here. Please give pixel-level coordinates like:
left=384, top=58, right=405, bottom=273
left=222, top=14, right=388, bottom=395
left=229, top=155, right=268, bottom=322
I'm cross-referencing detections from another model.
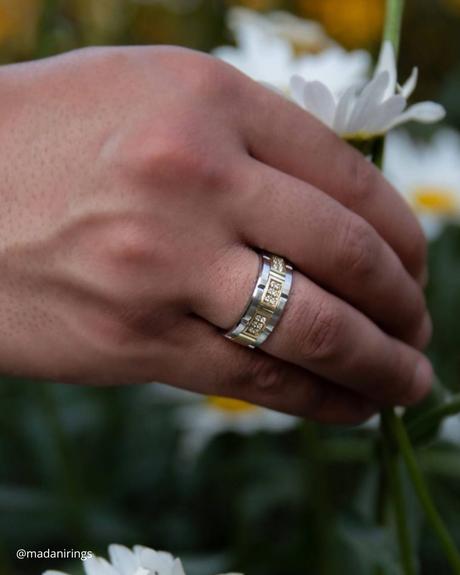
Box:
left=176, top=394, right=298, bottom=455
left=384, top=129, right=460, bottom=239
left=290, top=41, right=445, bottom=139
left=213, top=8, right=370, bottom=93
left=43, top=544, right=240, bottom=575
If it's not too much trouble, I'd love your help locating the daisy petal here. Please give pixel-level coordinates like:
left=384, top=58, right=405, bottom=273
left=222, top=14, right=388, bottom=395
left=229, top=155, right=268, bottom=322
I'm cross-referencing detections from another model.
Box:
left=359, top=71, right=390, bottom=105
left=363, top=94, right=406, bottom=134
left=139, top=547, right=175, bottom=572
left=398, top=67, right=418, bottom=98
left=84, top=557, right=118, bottom=575
left=108, top=545, right=139, bottom=575
left=172, top=559, right=187, bottom=575
left=290, top=74, right=306, bottom=105
left=333, top=84, right=358, bottom=133
left=388, top=101, right=446, bottom=130
left=347, top=71, right=390, bottom=134
left=375, top=41, right=397, bottom=99
left=297, top=80, right=336, bottom=127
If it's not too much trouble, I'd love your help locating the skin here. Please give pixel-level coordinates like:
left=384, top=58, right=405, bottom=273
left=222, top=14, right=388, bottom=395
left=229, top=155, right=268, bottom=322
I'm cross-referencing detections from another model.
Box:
left=0, top=46, right=433, bottom=424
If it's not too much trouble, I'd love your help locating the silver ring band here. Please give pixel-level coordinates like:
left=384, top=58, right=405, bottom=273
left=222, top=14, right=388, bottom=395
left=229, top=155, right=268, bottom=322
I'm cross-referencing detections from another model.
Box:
left=225, top=253, right=293, bottom=349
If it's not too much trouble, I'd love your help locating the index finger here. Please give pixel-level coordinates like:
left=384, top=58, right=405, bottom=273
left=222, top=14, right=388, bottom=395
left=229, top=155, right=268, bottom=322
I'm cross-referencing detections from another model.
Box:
left=239, top=79, right=426, bottom=282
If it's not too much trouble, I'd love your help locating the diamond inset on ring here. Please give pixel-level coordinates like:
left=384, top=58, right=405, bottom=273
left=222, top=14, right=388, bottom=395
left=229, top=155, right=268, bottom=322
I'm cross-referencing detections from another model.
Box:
left=271, top=256, right=286, bottom=274
left=245, top=313, right=267, bottom=337
left=263, top=279, right=283, bottom=307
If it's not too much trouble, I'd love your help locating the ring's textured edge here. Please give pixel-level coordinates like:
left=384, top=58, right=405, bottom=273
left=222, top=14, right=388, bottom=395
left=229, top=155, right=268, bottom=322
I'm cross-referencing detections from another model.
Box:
left=225, top=253, right=293, bottom=349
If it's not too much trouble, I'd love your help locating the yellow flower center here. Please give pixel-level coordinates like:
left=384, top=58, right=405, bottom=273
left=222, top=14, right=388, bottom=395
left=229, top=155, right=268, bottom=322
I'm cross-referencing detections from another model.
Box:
left=411, top=186, right=459, bottom=215
left=206, top=396, right=258, bottom=413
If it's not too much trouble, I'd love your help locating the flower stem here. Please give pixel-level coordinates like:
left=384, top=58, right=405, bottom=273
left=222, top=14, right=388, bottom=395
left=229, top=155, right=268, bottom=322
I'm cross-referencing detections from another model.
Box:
left=383, top=0, right=406, bottom=57
left=374, top=2, right=416, bottom=574
left=385, top=409, right=460, bottom=574
left=301, top=423, right=335, bottom=575
left=381, top=410, right=417, bottom=575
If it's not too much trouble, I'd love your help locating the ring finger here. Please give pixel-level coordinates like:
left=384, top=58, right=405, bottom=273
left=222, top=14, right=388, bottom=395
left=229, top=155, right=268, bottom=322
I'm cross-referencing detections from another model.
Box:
left=191, top=245, right=433, bottom=406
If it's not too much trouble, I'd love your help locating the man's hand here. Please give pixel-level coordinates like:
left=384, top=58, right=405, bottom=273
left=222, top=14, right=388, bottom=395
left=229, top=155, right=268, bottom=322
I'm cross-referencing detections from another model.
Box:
left=0, top=46, right=432, bottom=423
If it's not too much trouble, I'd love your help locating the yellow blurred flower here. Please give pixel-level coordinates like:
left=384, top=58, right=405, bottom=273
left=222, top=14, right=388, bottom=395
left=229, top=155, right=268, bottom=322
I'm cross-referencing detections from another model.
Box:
left=296, top=0, right=385, bottom=49
left=442, top=0, right=460, bottom=15
left=0, top=6, right=13, bottom=42
left=413, top=187, right=458, bottom=215
left=206, top=396, right=258, bottom=413
left=385, top=130, right=460, bottom=240
left=176, top=393, right=298, bottom=454
left=0, top=0, right=43, bottom=55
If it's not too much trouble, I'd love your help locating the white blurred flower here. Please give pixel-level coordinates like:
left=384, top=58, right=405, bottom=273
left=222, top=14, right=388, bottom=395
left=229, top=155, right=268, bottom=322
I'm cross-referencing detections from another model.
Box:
left=440, top=416, right=460, bottom=445
left=177, top=395, right=298, bottom=455
left=296, top=46, right=371, bottom=92
left=226, top=7, right=331, bottom=54
left=213, top=14, right=295, bottom=88
left=213, top=8, right=370, bottom=93
left=44, top=544, right=240, bottom=575
left=385, top=129, right=460, bottom=239
left=290, top=41, right=445, bottom=139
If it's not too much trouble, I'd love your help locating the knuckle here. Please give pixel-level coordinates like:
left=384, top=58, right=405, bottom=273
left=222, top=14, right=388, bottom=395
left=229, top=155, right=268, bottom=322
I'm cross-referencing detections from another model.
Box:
left=90, top=217, right=164, bottom=308
left=347, top=153, right=378, bottom=206
left=295, top=298, right=344, bottom=362
left=338, top=217, right=379, bottom=280
left=102, top=219, right=153, bottom=271
left=127, top=127, right=229, bottom=191
left=247, top=357, right=287, bottom=396
left=175, top=51, right=244, bottom=103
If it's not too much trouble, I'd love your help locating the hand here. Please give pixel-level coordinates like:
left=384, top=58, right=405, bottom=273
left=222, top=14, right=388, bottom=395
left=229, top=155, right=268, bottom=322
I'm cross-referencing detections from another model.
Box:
left=0, top=46, right=432, bottom=423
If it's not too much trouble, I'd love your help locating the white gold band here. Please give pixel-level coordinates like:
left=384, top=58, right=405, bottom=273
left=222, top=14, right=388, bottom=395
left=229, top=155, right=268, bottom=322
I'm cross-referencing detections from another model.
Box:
left=224, top=253, right=293, bottom=349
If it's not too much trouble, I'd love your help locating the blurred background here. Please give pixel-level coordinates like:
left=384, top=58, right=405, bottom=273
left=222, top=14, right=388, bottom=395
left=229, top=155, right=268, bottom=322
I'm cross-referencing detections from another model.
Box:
left=1, top=1, right=460, bottom=574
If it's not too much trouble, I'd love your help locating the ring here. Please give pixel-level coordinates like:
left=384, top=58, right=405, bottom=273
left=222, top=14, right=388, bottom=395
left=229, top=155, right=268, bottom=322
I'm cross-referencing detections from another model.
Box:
left=225, top=252, right=293, bottom=349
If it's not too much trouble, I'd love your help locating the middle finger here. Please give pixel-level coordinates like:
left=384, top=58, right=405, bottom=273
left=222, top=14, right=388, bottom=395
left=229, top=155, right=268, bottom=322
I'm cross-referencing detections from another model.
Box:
left=231, top=158, right=431, bottom=348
